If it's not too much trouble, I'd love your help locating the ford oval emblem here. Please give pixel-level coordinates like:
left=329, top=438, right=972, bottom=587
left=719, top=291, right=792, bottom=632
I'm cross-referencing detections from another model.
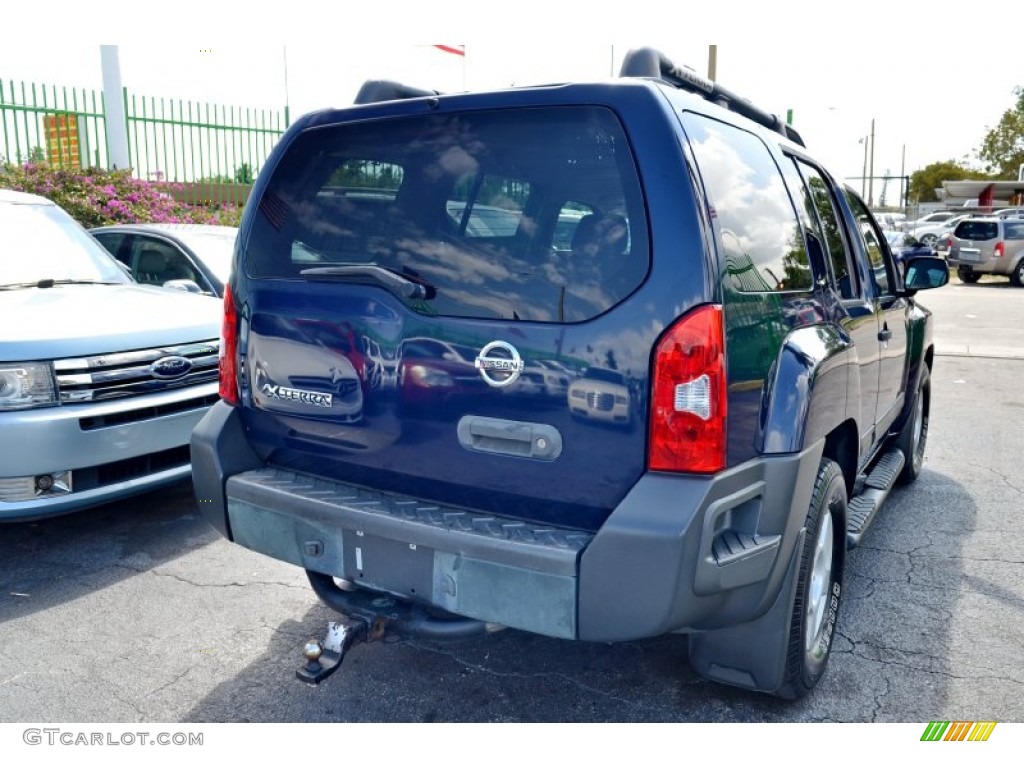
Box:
left=151, top=355, right=193, bottom=379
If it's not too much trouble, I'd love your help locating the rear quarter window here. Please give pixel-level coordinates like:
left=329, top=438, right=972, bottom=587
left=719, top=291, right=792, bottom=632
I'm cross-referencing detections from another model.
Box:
left=1003, top=221, right=1024, bottom=240
left=680, top=112, right=811, bottom=294
left=247, top=106, right=649, bottom=323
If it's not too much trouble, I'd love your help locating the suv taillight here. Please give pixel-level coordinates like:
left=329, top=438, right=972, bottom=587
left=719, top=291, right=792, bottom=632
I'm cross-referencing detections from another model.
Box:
left=648, top=304, right=726, bottom=474
left=219, top=285, right=239, bottom=405
left=995, top=241, right=1005, bottom=258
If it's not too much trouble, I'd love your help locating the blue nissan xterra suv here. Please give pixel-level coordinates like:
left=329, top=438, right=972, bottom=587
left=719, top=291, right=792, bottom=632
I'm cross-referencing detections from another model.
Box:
left=191, top=48, right=949, bottom=699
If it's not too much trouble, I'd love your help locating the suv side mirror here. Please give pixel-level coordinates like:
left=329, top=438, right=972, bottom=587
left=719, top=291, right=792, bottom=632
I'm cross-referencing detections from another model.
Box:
left=901, top=256, right=949, bottom=294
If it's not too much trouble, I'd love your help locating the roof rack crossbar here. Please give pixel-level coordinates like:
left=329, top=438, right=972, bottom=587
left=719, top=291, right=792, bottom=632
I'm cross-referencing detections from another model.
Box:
left=354, top=80, right=442, bottom=105
left=619, top=47, right=805, bottom=147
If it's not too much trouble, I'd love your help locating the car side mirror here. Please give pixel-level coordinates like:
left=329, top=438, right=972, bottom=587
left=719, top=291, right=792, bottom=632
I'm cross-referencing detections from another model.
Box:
left=902, top=256, right=949, bottom=294
left=162, top=278, right=203, bottom=294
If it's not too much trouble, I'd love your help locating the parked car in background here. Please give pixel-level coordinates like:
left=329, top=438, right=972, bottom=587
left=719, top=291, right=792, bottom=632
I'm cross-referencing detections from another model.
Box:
left=568, top=366, right=632, bottom=427
left=874, top=212, right=906, bottom=231
left=947, top=216, right=1024, bottom=284
left=1, top=190, right=222, bottom=521
left=904, top=210, right=958, bottom=237
left=905, top=213, right=971, bottom=248
left=884, top=231, right=935, bottom=263
left=993, top=207, right=1024, bottom=219
left=90, top=223, right=238, bottom=297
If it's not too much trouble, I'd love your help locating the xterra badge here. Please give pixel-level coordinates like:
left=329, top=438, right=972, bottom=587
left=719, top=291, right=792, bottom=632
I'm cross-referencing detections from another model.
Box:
left=259, top=381, right=333, bottom=408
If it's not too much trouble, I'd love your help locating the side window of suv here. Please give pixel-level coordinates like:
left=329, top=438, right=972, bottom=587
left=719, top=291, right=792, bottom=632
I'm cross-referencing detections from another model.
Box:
left=681, top=113, right=811, bottom=293
left=1002, top=221, right=1024, bottom=240
left=790, top=159, right=857, bottom=300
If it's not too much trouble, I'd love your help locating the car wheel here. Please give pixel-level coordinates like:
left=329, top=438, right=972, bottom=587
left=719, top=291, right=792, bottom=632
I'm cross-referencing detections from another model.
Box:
left=776, top=458, right=846, bottom=700
left=957, top=266, right=981, bottom=284
left=920, top=233, right=938, bottom=247
left=896, top=365, right=930, bottom=485
left=1011, top=260, right=1024, bottom=287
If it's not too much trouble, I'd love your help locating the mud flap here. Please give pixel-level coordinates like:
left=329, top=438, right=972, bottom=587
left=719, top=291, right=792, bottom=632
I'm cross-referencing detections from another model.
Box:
left=687, top=528, right=805, bottom=694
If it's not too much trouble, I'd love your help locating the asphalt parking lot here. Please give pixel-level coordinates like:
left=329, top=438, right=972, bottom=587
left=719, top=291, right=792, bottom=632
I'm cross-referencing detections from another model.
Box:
left=2, top=279, right=1023, bottom=723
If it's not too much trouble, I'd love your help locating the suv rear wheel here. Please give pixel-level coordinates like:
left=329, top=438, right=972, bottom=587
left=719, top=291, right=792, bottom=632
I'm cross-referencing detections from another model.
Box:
left=1011, top=260, right=1024, bottom=287
left=777, top=458, right=846, bottom=699
left=957, top=266, right=981, bottom=284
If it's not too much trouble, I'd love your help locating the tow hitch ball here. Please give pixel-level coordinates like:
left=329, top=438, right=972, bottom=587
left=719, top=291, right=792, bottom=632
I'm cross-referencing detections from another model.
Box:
left=297, top=615, right=385, bottom=685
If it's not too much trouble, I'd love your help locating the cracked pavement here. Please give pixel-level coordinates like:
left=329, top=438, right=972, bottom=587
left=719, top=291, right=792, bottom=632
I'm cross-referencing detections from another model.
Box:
left=1, top=282, right=1023, bottom=722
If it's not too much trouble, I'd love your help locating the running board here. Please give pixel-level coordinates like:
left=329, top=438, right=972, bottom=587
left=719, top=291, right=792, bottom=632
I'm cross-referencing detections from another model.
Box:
left=846, top=449, right=905, bottom=549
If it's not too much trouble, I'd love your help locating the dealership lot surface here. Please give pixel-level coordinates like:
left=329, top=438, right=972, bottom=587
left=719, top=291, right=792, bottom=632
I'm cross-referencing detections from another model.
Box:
left=2, top=280, right=1023, bottom=723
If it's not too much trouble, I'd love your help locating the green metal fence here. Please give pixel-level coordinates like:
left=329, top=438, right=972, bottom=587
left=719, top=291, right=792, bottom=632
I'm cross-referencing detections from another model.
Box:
left=1, top=77, right=289, bottom=203
left=123, top=89, right=288, bottom=200
left=0, top=79, right=108, bottom=169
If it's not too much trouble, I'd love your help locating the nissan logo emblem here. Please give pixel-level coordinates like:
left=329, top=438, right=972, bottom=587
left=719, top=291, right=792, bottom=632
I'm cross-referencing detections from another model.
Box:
left=475, top=341, right=524, bottom=388
left=150, top=355, right=194, bottom=379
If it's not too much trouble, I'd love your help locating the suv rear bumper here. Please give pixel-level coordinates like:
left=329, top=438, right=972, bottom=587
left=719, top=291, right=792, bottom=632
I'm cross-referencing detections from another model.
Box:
left=193, top=402, right=823, bottom=641
left=948, top=254, right=1012, bottom=275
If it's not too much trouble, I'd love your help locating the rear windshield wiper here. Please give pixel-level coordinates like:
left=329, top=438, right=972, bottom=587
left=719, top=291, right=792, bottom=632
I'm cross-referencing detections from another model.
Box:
left=300, top=264, right=435, bottom=300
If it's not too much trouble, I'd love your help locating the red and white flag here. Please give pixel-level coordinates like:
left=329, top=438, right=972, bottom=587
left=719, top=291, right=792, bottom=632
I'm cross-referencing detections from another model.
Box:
left=433, top=45, right=465, bottom=57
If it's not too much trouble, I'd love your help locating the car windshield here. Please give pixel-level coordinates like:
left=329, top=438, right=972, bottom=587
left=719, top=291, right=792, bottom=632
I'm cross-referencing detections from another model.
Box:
left=583, top=367, right=626, bottom=385
left=0, top=200, right=130, bottom=287
left=173, top=231, right=237, bottom=282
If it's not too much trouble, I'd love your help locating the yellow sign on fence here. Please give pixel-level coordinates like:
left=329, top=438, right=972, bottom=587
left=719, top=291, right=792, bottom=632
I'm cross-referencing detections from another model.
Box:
left=44, top=113, right=81, bottom=168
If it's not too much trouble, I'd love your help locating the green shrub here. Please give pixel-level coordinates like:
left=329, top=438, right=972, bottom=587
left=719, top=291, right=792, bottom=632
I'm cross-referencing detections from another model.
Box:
left=0, top=163, right=242, bottom=227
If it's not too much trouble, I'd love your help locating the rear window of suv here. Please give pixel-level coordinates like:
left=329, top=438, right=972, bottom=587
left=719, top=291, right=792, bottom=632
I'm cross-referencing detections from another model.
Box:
left=954, top=220, right=998, bottom=240
left=247, top=106, right=650, bottom=323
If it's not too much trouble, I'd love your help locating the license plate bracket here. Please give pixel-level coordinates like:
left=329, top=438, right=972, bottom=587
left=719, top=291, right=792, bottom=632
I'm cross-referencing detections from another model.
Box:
left=343, top=531, right=434, bottom=599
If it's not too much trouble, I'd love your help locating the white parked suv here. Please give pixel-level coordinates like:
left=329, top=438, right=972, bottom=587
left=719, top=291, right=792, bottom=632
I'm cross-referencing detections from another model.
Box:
left=0, top=189, right=222, bottom=521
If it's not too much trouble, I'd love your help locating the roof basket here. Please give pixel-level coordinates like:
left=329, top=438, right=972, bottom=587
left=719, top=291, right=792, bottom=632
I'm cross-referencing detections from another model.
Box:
left=619, top=47, right=805, bottom=147
left=354, top=80, right=441, bottom=105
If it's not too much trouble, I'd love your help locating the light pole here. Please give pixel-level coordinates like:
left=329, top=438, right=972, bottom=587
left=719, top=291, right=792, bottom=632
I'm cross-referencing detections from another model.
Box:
left=868, top=118, right=876, bottom=208
left=859, top=135, right=869, bottom=199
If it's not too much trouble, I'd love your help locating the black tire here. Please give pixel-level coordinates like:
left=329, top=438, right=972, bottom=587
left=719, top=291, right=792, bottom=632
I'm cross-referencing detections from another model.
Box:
left=920, top=233, right=938, bottom=247
left=776, top=458, right=846, bottom=700
left=958, top=266, right=981, bottom=284
left=895, top=365, right=930, bottom=485
left=1011, top=260, right=1024, bottom=287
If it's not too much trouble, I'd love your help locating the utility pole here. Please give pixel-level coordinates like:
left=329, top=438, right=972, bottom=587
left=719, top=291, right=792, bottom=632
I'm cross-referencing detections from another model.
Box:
left=899, top=143, right=906, bottom=209
left=708, top=45, right=717, bottom=80
left=860, top=136, right=868, bottom=198
left=868, top=118, right=876, bottom=208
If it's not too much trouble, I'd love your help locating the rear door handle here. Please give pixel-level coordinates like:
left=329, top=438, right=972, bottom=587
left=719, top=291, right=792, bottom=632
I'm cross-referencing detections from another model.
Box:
left=457, top=416, right=562, bottom=460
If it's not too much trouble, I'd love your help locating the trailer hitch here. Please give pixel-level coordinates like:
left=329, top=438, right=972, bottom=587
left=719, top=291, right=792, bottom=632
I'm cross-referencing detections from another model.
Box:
left=298, top=571, right=497, bottom=685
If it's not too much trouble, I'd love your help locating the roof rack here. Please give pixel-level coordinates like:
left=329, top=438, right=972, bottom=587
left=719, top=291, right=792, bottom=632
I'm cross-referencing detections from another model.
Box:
left=354, top=80, right=441, bottom=105
left=619, top=47, right=805, bottom=148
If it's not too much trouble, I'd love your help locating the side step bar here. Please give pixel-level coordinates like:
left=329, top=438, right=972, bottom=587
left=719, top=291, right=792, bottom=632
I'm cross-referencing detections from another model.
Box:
left=846, top=449, right=905, bottom=549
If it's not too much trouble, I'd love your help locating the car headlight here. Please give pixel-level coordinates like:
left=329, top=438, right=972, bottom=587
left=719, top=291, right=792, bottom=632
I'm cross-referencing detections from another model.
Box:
left=0, top=362, right=58, bottom=410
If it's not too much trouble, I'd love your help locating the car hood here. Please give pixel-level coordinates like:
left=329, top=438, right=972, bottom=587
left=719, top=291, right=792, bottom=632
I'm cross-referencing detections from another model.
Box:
left=0, top=284, right=222, bottom=360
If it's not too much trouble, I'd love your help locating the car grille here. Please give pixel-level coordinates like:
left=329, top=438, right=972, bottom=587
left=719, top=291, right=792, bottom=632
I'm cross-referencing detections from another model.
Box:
left=53, top=340, right=220, bottom=402
left=586, top=392, right=615, bottom=411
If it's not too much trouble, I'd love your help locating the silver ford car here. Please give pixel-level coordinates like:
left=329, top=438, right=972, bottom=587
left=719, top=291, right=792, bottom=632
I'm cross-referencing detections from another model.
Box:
left=0, top=189, right=222, bottom=521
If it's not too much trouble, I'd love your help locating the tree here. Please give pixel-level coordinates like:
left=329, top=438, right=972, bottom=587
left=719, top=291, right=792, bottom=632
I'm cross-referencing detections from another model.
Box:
left=909, top=161, right=989, bottom=203
left=977, top=87, right=1024, bottom=179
